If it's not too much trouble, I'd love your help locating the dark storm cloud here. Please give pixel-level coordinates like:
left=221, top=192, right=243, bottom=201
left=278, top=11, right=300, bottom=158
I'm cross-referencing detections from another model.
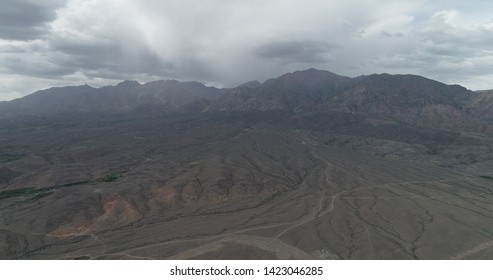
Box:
left=0, top=0, right=66, bottom=40
left=254, top=40, right=339, bottom=64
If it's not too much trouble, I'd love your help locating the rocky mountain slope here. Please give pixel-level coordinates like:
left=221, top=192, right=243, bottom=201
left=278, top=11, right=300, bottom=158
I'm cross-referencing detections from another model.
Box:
left=211, top=70, right=490, bottom=133
left=1, top=69, right=492, bottom=260
left=0, top=80, right=221, bottom=116
left=2, top=68, right=490, bottom=133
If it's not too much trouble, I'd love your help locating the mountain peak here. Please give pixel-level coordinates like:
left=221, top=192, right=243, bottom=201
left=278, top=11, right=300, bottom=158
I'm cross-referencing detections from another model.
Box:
left=116, top=80, right=140, bottom=88
left=238, top=80, right=261, bottom=89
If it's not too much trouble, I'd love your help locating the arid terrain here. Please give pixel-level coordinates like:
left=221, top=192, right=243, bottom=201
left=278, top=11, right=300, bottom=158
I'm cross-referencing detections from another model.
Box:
left=1, top=69, right=492, bottom=259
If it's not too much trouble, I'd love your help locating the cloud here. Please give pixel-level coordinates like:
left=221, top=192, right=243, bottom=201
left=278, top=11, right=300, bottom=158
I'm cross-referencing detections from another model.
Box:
left=254, top=40, right=339, bottom=64
left=380, top=31, right=404, bottom=38
left=378, top=8, right=493, bottom=87
left=1, top=0, right=493, bottom=100
left=0, top=0, right=66, bottom=40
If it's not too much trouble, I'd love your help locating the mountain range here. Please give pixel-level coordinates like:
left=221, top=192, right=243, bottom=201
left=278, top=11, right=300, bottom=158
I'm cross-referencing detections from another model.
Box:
left=1, top=69, right=493, bottom=260
left=1, top=68, right=491, bottom=134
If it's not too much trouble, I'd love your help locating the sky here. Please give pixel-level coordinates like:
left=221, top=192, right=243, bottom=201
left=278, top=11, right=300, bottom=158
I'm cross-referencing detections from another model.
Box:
left=1, top=0, right=493, bottom=101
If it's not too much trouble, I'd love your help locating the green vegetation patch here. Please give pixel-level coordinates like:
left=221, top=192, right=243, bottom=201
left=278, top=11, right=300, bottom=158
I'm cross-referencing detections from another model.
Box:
left=98, top=172, right=123, bottom=183
left=0, top=154, right=22, bottom=163
left=47, top=180, right=91, bottom=191
left=479, top=175, right=493, bottom=181
left=0, top=171, right=125, bottom=202
left=27, top=191, right=54, bottom=202
left=0, top=180, right=91, bottom=201
left=0, top=187, right=40, bottom=199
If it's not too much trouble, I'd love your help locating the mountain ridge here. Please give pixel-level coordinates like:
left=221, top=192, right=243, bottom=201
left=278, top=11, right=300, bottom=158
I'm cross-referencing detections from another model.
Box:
left=0, top=79, right=221, bottom=115
left=0, top=68, right=491, bottom=133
